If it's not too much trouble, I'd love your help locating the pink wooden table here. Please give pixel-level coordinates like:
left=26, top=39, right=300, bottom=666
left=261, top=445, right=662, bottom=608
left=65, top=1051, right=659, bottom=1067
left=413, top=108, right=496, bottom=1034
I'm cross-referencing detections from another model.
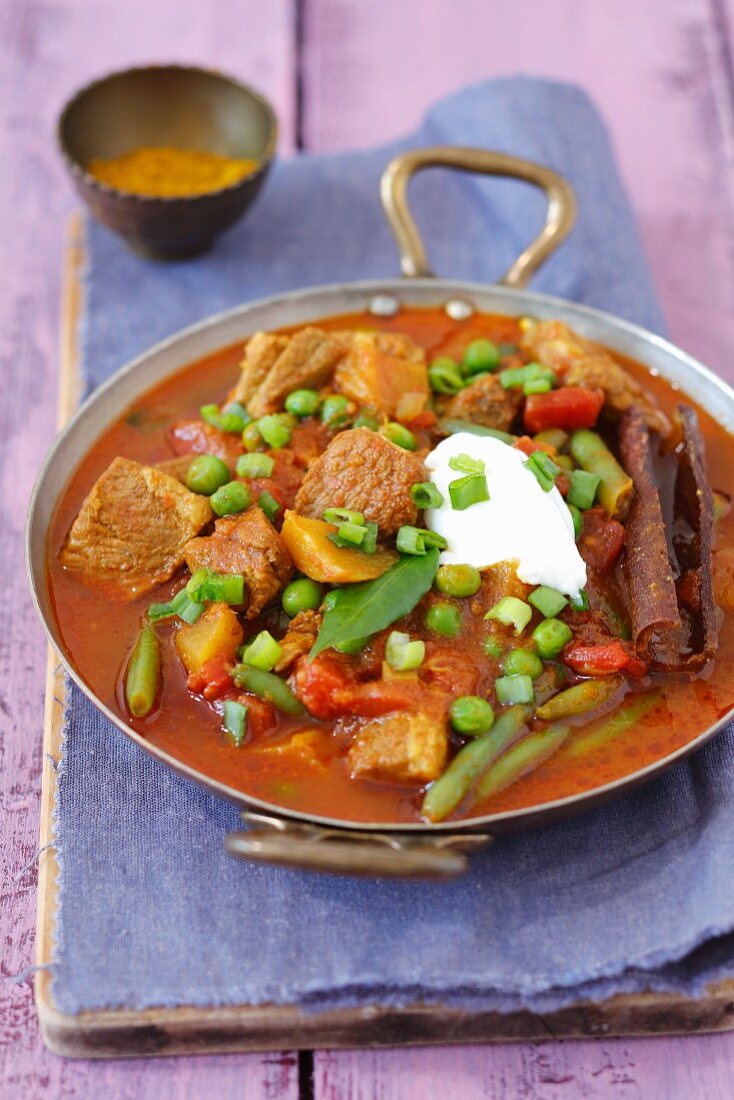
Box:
left=3, top=1, right=734, bottom=1095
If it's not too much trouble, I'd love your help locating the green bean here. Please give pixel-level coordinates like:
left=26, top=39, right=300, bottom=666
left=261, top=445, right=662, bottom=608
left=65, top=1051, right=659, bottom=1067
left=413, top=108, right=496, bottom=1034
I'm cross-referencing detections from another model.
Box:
left=125, top=626, right=161, bottom=718
left=536, top=677, right=621, bottom=721
left=439, top=418, right=515, bottom=444
left=232, top=664, right=305, bottom=715
left=421, top=705, right=530, bottom=822
left=476, top=723, right=570, bottom=800
left=569, top=429, right=633, bottom=518
left=565, top=690, right=661, bottom=758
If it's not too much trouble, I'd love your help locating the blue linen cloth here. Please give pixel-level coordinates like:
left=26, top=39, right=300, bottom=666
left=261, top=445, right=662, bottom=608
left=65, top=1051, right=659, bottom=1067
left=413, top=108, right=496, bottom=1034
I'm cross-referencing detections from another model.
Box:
left=52, top=78, right=734, bottom=1016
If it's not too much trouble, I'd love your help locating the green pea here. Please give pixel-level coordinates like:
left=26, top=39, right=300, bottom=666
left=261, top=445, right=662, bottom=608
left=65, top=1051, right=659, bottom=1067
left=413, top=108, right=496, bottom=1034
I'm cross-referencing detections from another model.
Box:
left=242, top=421, right=264, bottom=452
left=282, top=577, right=324, bottom=617
left=449, top=695, right=495, bottom=736
left=482, top=637, right=503, bottom=659
left=503, top=648, right=543, bottom=680
left=321, top=394, right=351, bottom=427
left=185, top=454, right=230, bottom=495
left=381, top=422, right=417, bottom=450
left=435, top=564, right=481, bottom=598
left=426, top=601, right=461, bottom=637
left=354, top=411, right=380, bottom=431
left=210, top=480, right=251, bottom=516
left=462, top=338, right=500, bottom=374
left=285, top=389, right=320, bottom=418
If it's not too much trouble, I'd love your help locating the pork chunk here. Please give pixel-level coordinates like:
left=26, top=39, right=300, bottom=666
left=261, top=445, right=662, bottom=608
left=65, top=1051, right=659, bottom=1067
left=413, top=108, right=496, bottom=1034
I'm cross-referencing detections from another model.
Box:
left=444, top=372, right=522, bottom=430
left=520, top=319, right=669, bottom=434
left=274, top=609, right=322, bottom=674
left=238, top=327, right=345, bottom=418
left=183, top=506, right=293, bottom=618
left=333, top=330, right=429, bottom=419
left=348, top=710, right=448, bottom=784
left=293, top=427, right=425, bottom=535
left=60, top=457, right=212, bottom=593
left=230, top=331, right=290, bottom=407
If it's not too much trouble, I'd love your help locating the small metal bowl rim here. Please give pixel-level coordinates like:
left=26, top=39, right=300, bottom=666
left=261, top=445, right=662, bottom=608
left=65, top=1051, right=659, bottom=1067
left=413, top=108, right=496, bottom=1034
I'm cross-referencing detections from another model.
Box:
left=57, top=63, right=279, bottom=205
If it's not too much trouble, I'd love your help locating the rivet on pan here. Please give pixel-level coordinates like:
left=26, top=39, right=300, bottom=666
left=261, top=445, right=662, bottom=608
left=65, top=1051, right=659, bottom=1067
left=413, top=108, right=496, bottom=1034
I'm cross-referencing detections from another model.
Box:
left=368, top=294, right=400, bottom=317
left=445, top=298, right=475, bottom=321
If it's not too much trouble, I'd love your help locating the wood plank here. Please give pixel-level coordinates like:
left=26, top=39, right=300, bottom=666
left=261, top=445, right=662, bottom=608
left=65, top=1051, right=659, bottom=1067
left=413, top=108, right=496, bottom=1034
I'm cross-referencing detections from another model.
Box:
left=0, top=0, right=298, bottom=1095
left=301, top=0, right=734, bottom=379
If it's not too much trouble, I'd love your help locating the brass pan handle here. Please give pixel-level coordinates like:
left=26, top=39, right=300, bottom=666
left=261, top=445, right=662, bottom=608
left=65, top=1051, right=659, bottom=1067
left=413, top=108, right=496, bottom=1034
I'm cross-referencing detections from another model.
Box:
left=381, top=146, right=576, bottom=287
left=225, top=812, right=492, bottom=879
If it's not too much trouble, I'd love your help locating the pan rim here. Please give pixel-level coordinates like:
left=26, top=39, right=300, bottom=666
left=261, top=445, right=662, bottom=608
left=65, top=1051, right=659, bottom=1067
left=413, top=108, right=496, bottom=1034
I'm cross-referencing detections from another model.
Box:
left=26, top=276, right=734, bottom=835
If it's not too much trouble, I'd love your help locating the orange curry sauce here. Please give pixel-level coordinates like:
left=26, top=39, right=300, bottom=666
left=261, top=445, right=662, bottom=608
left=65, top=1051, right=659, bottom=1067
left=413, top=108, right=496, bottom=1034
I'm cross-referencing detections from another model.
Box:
left=47, top=308, right=734, bottom=824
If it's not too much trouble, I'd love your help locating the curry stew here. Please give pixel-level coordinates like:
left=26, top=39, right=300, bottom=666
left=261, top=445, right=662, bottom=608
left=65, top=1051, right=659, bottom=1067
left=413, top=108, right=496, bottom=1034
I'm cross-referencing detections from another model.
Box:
left=47, top=309, right=734, bottom=825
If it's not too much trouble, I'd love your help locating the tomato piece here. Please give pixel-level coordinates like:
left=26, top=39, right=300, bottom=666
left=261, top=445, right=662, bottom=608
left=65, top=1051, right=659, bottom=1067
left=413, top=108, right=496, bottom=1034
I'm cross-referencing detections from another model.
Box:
left=513, top=435, right=557, bottom=457
left=406, top=409, right=438, bottom=431
left=523, top=387, right=604, bottom=434
left=294, top=654, right=420, bottom=719
left=578, top=507, right=625, bottom=572
left=562, top=640, right=645, bottom=677
left=167, top=418, right=243, bottom=466
left=187, top=654, right=234, bottom=700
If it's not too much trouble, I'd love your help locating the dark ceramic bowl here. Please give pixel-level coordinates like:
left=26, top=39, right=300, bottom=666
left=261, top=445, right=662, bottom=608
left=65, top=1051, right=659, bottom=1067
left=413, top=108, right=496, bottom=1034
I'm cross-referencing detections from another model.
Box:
left=58, top=65, right=278, bottom=259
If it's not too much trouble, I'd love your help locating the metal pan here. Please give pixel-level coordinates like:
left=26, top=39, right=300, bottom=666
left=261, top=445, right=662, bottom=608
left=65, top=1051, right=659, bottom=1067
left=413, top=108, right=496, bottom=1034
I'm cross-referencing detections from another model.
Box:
left=27, top=148, right=734, bottom=878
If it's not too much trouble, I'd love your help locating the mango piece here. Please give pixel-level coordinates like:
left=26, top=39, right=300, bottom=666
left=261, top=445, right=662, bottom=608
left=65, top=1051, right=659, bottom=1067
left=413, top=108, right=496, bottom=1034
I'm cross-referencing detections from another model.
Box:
left=175, top=602, right=243, bottom=676
left=281, top=510, right=397, bottom=583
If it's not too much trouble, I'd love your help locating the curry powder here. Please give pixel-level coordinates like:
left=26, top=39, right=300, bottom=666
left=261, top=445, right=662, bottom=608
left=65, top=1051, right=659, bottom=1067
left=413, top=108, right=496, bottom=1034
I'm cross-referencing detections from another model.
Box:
left=87, top=147, right=258, bottom=197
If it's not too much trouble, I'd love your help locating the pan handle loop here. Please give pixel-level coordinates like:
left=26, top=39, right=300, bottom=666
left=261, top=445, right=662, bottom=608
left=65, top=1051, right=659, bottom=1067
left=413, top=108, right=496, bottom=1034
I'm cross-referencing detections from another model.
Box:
left=225, top=811, right=492, bottom=879
left=380, top=146, right=576, bottom=288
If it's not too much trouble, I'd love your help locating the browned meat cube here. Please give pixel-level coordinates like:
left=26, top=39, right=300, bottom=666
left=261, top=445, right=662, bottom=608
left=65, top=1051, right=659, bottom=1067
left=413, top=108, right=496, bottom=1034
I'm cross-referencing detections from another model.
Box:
left=294, top=427, right=425, bottom=535
left=348, top=710, right=448, bottom=784
left=184, top=506, right=293, bottom=618
left=519, top=319, right=669, bottom=434
left=242, top=327, right=345, bottom=417
left=229, top=331, right=290, bottom=407
left=60, top=457, right=212, bottom=593
left=444, top=372, right=522, bottom=431
left=333, top=330, right=429, bottom=419
left=274, top=609, right=322, bottom=673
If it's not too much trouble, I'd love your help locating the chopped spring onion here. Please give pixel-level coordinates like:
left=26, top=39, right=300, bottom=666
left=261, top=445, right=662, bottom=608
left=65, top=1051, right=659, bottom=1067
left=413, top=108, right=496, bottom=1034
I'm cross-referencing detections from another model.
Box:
left=529, top=585, right=568, bottom=619
left=186, top=570, right=244, bottom=605
left=324, top=508, right=365, bottom=526
left=524, top=377, right=552, bottom=395
left=495, top=674, right=535, bottom=705
left=499, top=362, right=556, bottom=391
left=396, top=526, right=448, bottom=555
left=222, top=699, right=248, bottom=746
left=532, top=617, right=573, bottom=658
left=328, top=521, right=367, bottom=547
left=258, top=490, right=282, bottom=523
left=232, top=665, right=305, bottom=715
left=241, top=630, right=282, bottom=672
left=385, top=630, right=425, bottom=671
left=570, top=589, right=590, bottom=611
left=236, top=453, right=275, bottom=478
left=568, top=502, right=583, bottom=539
left=524, top=450, right=561, bottom=492
left=567, top=469, right=600, bottom=510
left=200, top=402, right=249, bottom=434
left=169, top=587, right=205, bottom=624
left=411, top=481, right=444, bottom=510
left=257, top=414, right=291, bottom=449
left=429, top=357, right=464, bottom=394
left=448, top=452, right=486, bottom=475
left=449, top=472, right=489, bottom=510
left=147, top=600, right=176, bottom=623
left=485, top=596, right=532, bottom=635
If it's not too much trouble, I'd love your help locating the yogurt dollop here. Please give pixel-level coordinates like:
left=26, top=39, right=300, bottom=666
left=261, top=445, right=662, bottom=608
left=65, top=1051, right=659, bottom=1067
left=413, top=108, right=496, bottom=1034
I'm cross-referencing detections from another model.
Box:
left=424, top=433, right=587, bottom=598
